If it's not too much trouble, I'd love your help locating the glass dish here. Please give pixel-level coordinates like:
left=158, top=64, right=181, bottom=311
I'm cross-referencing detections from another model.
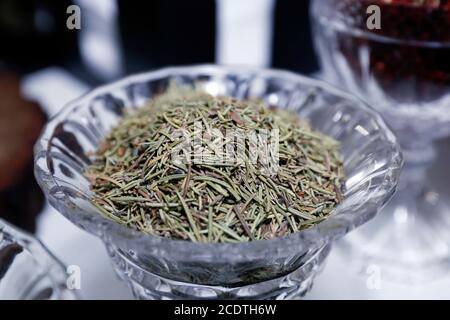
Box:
left=0, top=218, right=78, bottom=300
left=312, top=0, right=450, bottom=283
left=34, top=65, right=402, bottom=299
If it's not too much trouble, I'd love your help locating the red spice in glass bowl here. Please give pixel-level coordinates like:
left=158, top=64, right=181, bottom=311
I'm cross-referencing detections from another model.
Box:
left=337, top=0, right=450, bottom=42
left=328, top=0, right=450, bottom=104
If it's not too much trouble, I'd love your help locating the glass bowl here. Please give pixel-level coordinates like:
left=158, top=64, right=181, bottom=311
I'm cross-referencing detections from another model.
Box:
left=0, top=218, right=78, bottom=300
left=311, top=0, right=450, bottom=283
left=34, top=65, right=402, bottom=299
left=311, top=0, right=450, bottom=141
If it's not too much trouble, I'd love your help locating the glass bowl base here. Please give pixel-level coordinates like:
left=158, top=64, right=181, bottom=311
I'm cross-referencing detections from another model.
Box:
left=341, top=188, right=450, bottom=284
left=106, top=243, right=331, bottom=300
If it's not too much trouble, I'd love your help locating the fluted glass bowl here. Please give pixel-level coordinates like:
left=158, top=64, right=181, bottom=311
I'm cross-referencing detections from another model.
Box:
left=34, top=65, right=402, bottom=299
left=311, top=0, right=450, bottom=283
left=0, top=219, right=78, bottom=300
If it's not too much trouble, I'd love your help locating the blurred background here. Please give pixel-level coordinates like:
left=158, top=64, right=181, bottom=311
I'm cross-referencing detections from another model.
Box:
left=1, top=0, right=450, bottom=299
left=0, top=0, right=317, bottom=232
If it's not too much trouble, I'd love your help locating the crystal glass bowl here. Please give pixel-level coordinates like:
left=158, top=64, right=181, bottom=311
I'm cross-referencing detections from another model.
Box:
left=311, top=0, right=450, bottom=141
left=34, top=65, right=402, bottom=299
left=311, top=0, right=450, bottom=283
left=0, top=219, right=78, bottom=300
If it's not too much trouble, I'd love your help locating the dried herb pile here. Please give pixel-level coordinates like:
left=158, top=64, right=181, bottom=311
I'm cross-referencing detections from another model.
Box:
left=85, top=86, right=345, bottom=243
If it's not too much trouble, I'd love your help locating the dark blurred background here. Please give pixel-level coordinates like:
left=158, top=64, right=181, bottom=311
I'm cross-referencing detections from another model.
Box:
left=0, top=0, right=318, bottom=82
left=0, top=0, right=317, bottom=232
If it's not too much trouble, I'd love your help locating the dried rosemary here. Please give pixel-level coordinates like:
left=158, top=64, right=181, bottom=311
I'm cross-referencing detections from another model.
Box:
left=85, top=85, right=345, bottom=243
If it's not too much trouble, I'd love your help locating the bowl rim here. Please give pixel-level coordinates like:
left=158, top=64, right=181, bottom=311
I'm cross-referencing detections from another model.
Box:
left=34, top=64, right=403, bottom=260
